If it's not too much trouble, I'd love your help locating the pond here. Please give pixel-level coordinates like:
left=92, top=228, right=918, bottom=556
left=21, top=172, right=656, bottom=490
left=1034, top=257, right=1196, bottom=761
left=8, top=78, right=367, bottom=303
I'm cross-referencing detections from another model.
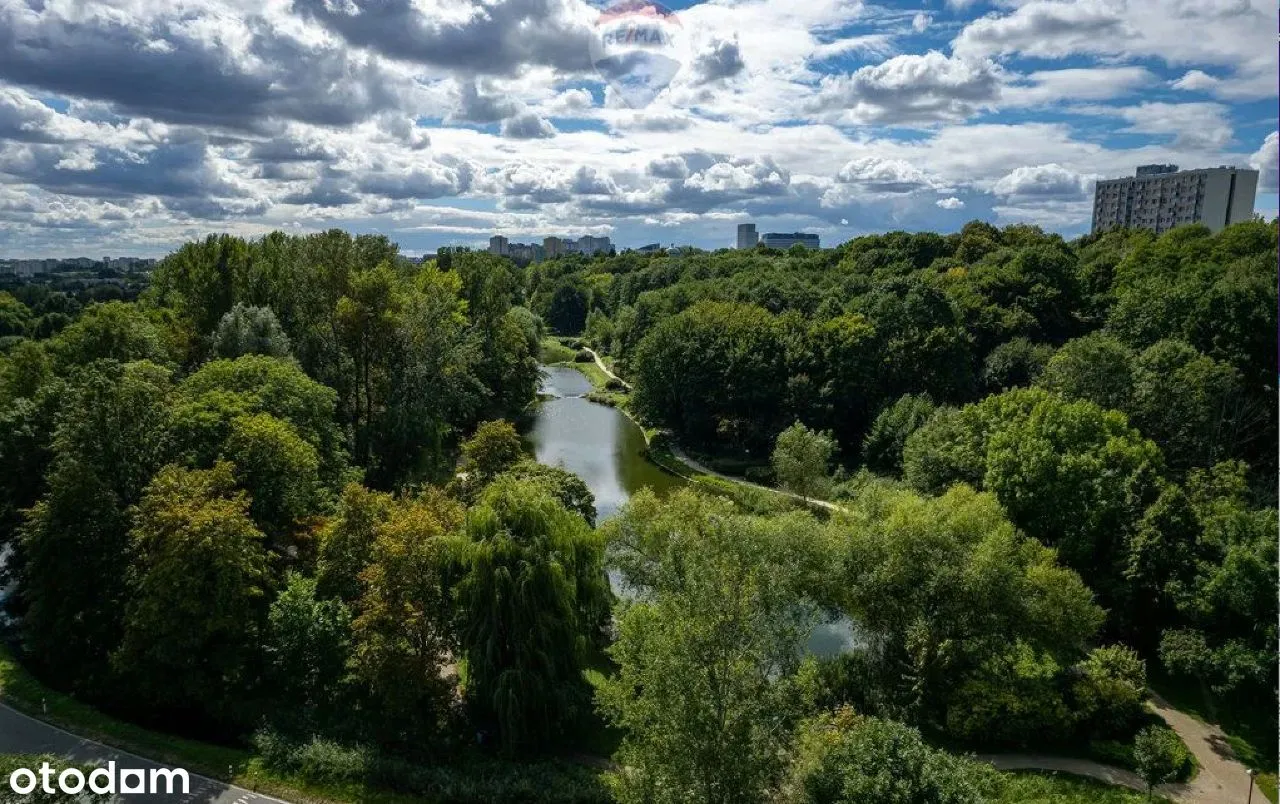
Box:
left=527, top=365, right=858, bottom=658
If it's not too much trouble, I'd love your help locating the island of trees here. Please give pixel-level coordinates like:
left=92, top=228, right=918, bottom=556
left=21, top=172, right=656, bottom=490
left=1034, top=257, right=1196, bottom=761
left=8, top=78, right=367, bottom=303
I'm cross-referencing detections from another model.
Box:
left=0, top=220, right=1274, bottom=803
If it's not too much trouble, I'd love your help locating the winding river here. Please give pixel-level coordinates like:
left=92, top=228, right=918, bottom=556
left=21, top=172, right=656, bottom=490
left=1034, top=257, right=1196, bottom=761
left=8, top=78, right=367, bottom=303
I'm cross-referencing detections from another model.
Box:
left=527, top=365, right=857, bottom=658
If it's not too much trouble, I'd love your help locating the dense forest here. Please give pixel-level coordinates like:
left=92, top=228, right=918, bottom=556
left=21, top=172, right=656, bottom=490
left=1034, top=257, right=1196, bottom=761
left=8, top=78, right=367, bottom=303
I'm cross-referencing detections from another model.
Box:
left=0, top=221, right=1274, bottom=803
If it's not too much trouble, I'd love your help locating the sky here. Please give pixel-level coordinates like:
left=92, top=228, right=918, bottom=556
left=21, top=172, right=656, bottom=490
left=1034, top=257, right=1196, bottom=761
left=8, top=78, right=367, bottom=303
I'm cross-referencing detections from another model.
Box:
left=0, top=0, right=1276, bottom=257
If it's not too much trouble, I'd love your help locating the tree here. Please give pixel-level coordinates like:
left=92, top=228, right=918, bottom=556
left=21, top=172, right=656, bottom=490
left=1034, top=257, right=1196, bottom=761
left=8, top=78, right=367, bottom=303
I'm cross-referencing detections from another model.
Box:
left=455, top=477, right=609, bottom=752
left=17, top=360, right=174, bottom=693
left=981, top=337, right=1054, bottom=392
left=1071, top=645, right=1148, bottom=738
left=315, top=483, right=395, bottom=604
left=829, top=482, right=1103, bottom=731
left=499, top=460, right=597, bottom=527
left=861, top=395, right=938, bottom=475
left=459, top=420, right=524, bottom=484
left=1133, top=725, right=1190, bottom=796
left=48, top=302, right=168, bottom=369
left=223, top=412, right=323, bottom=545
left=1036, top=332, right=1135, bottom=412
left=784, top=708, right=989, bottom=804
left=113, top=462, right=273, bottom=728
left=263, top=573, right=353, bottom=733
left=772, top=421, right=835, bottom=501
left=599, top=489, right=824, bottom=804
left=349, top=488, right=463, bottom=745
left=212, top=303, right=292, bottom=359
left=545, top=280, right=589, bottom=335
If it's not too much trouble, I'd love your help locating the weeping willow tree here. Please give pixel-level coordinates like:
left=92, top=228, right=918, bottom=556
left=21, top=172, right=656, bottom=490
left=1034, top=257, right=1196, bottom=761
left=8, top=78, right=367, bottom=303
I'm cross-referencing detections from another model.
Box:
left=456, top=476, right=610, bottom=753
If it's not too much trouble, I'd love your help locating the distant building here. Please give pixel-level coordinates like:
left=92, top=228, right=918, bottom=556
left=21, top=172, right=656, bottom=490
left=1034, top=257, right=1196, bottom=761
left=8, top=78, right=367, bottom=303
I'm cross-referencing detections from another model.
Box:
left=636, top=243, right=663, bottom=254
left=1092, top=165, right=1258, bottom=235
left=761, top=232, right=819, bottom=250
left=574, top=235, right=613, bottom=256
left=737, top=223, right=758, bottom=249
left=488, top=235, right=509, bottom=256
left=544, top=236, right=565, bottom=259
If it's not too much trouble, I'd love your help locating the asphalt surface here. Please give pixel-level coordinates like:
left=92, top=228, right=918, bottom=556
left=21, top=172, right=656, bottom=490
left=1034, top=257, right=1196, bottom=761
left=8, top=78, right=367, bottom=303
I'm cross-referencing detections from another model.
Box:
left=0, top=703, right=286, bottom=803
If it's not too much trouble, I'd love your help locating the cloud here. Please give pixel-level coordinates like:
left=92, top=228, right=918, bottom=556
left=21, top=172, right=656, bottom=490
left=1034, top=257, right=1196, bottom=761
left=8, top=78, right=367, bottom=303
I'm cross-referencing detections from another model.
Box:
left=911, top=13, right=932, bottom=32
left=500, top=112, right=558, bottom=139
left=992, top=164, right=1089, bottom=199
left=812, top=52, right=1001, bottom=124
left=1251, top=132, right=1278, bottom=193
left=647, top=156, right=690, bottom=180
left=835, top=157, right=940, bottom=193
left=293, top=0, right=595, bottom=76
left=952, top=0, right=1130, bottom=60
left=693, top=39, right=746, bottom=84
left=1108, top=102, right=1234, bottom=150
left=1170, top=70, right=1222, bottom=93
left=0, top=2, right=414, bottom=131
left=452, top=80, right=521, bottom=124
left=1002, top=67, right=1155, bottom=106
left=936, top=196, right=965, bottom=209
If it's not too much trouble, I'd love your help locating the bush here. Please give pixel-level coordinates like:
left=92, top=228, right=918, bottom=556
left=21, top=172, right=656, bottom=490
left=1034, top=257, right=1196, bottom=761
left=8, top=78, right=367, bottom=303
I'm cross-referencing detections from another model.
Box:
left=743, top=465, right=776, bottom=485
left=862, top=394, right=938, bottom=475
left=1133, top=725, right=1194, bottom=789
left=574, top=349, right=595, bottom=363
left=604, top=378, right=626, bottom=392
left=1071, top=645, right=1148, bottom=739
left=252, top=731, right=610, bottom=804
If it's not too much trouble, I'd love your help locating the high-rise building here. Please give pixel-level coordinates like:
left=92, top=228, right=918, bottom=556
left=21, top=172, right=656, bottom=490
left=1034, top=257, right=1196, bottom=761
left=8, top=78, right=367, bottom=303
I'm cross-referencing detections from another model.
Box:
left=574, top=235, right=613, bottom=255
left=1092, top=165, right=1258, bottom=235
left=488, top=235, right=509, bottom=256
left=737, top=223, right=758, bottom=249
left=544, top=236, right=565, bottom=259
left=761, top=232, right=819, bottom=250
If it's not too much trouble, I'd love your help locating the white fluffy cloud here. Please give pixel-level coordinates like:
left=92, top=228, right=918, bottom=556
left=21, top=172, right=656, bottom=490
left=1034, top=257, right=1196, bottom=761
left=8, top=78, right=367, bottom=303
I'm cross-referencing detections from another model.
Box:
left=1251, top=132, right=1278, bottom=193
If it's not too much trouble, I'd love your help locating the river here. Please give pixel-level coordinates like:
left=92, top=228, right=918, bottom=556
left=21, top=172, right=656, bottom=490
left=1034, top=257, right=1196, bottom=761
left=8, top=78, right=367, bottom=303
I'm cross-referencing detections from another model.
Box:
left=527, top=365, right=858, bottom=658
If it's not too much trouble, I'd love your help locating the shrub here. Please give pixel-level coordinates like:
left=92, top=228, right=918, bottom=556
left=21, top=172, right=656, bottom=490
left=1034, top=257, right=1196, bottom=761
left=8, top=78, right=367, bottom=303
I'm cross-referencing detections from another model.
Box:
left=1133, top=725, right=1194, bottom=790
left=574, top=349, right=594, bottom=363
left=1071, top=645, right=1148, bottom=739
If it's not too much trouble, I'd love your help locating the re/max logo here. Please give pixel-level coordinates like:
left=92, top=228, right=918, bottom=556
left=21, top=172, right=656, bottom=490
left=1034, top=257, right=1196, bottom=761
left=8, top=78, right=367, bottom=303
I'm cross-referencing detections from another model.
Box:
left=600, top=25, right=671, bottom=47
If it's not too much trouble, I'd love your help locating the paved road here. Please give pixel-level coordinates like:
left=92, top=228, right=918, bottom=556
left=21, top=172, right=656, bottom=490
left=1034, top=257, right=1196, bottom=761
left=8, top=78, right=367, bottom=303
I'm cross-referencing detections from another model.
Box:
left=0, top=703, right=287, bottom=803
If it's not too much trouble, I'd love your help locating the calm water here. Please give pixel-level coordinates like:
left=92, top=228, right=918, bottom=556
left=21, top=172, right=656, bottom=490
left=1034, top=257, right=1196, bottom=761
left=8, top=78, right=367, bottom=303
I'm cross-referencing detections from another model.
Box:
left=527, top=365, right=857, bottom=658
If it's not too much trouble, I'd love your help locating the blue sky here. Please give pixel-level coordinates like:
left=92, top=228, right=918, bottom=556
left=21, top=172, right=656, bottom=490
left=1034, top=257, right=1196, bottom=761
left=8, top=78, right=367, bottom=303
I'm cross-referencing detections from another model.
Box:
left=0, top=0, right=1274, bottom=257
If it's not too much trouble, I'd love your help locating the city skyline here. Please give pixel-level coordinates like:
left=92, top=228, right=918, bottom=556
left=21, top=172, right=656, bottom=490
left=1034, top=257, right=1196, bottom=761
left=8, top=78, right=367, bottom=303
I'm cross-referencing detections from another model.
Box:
left=0, top=0, right=1274, bottom=258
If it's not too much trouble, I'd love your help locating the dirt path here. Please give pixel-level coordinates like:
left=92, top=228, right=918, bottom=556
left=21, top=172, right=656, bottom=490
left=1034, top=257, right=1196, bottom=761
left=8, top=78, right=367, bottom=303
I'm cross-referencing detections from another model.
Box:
left=979, top=753, right=1158, bottom=794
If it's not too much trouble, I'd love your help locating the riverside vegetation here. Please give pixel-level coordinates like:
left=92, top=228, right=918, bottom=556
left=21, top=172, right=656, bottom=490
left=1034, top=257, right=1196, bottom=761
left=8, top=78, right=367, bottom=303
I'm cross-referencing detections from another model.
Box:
left=0, top=221, right=1274, bottom=803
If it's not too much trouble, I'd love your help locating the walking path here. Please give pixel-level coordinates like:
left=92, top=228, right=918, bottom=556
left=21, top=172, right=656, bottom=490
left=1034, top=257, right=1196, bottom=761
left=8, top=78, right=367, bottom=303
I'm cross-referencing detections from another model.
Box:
left=0, top=702, right=285, bottom=803
left=980, top=694, right=1268, bottom=804
left=581, top=348, right=844, bottom=513
left=1148, top=693, right=1266, bottom=804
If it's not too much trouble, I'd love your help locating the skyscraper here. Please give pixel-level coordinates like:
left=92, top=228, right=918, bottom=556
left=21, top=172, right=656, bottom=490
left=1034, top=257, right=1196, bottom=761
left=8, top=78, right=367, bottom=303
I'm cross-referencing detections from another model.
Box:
left=488, top=235, right=509, bottom=256
left=1092, top=165, right=1258, bottom=235
left=737, top=223, right=758, bottom=249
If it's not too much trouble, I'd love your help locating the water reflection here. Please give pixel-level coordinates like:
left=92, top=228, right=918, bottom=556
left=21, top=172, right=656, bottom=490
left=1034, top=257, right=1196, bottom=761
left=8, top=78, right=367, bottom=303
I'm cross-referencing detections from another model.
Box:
left=528, top=365, right=857, bottom=659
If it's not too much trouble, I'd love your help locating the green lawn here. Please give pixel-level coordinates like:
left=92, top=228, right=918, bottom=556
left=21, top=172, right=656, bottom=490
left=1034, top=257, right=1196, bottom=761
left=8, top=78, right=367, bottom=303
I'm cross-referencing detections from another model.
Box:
left=993, top=770, right=1172, bottom=803
left=538, top=337, right=577, bottom=364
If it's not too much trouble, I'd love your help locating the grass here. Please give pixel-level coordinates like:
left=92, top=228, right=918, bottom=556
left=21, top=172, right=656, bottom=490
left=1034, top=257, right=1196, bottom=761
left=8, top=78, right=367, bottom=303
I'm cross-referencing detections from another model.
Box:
left=538, top=337, right=577, bottom=364
left=1151, top=671, right=1278, bottom=802
left=993, top=770, right=1172, bottom=803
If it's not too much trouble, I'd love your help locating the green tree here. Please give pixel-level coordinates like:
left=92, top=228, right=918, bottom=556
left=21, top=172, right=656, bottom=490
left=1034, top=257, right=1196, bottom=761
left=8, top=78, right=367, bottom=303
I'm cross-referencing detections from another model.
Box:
left=829, top=482, right=1103, bottom=730
left=1133, top=725, right=1191, bottom=796
left=862, top=394, right=938, bottom=475
left=772, top=421, right=836, bottom=501
left=224, top=413, right=323, bottom=545
left=315, top=483, right=395, bottom=604
left=263, top=572, right=353, bottom=733
left=981, top=337, right=1054, bottom=392
left=1071, top=645, right=1148, bottom=738
left=349, top=488, right=463, bottom=745
left=1036, top=332, right=1135, bottom=412
left=545, top=280, right=589, bottom=335
left=212, top=303, right=292, bottom=359
left=17, top=360, right=173, bottom=693
left=499, top=461, right=598, bottom=527
left=599, top=489, right=823, bottom=804
left=49, top=302, right=168, bottom=369
left=459, top=420, right=524, bottom=484
left=113, top=462, right=273, bottom=727
left=785, top=707, right=989, bottom=804
left=455, top=477, right=609, bottom=752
